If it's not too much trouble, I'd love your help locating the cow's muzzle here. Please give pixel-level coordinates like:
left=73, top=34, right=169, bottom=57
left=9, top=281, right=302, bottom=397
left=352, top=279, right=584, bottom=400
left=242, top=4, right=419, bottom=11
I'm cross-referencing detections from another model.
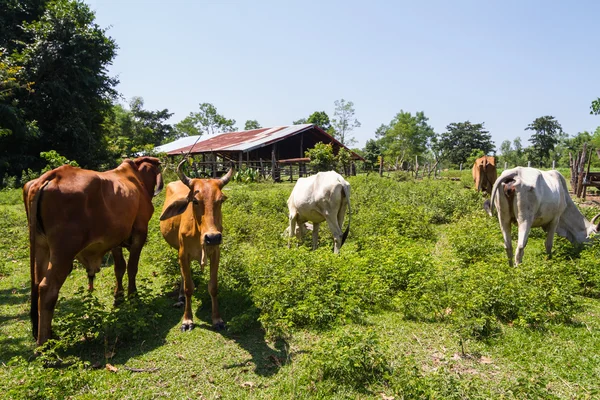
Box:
left=204, top=233, right=222, bottom=246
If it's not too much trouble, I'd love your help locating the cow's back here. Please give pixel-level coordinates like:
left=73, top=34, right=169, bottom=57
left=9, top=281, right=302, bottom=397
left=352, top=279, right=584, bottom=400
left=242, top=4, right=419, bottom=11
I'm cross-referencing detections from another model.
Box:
left=289, top=171, right=347, bottom=223
left=35, top=165, right=142, bottom=253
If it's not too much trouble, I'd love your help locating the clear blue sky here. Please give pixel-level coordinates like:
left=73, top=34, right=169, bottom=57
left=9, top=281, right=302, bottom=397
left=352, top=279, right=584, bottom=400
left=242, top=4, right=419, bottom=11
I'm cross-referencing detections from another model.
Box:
left=85, top=0, right=600, bottom=149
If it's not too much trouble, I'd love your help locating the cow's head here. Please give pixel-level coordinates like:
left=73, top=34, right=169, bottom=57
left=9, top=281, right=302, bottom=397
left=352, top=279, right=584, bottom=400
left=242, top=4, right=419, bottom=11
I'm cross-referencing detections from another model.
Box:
left=133, top=156, right=164, bottom=197
left=160, top=159, right=233, bottom=247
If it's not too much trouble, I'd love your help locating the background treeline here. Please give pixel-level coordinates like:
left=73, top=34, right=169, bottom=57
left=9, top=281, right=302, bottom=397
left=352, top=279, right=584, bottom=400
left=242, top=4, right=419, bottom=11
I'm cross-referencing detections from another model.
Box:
left=2, top=0, right=600, bottom=189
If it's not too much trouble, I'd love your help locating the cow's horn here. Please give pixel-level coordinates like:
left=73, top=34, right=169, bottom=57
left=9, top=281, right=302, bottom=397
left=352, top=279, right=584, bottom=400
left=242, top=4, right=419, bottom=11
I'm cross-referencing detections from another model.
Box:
left=592, top=213, right=600, bottom=228
left=177, top=159, right=192, bottom=187
left=219, top=164, right=234, bottom=186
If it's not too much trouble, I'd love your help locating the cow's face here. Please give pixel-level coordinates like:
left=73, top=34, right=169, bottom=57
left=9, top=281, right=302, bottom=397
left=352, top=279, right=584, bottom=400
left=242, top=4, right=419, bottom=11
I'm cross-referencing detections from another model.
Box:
left=159, top=160, right=233, bottom=248
left=187, top=179, right=228, bottom=246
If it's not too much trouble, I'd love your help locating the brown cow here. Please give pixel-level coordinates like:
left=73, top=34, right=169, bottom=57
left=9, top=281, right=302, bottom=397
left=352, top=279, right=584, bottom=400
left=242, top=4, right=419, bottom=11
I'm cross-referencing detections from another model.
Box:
left=472, top=155, right=497, bottom=195
left=159, top=160, right=233, bottom=331
left=23, top=157, right=163, bottom=345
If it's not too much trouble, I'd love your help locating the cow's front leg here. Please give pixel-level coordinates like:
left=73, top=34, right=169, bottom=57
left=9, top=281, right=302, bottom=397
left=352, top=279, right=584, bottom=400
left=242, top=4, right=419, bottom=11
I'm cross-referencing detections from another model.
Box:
left=112, top=247, right=126, bottom=305
left=207, top=247, right=225, bottom=330
left=311, top=223, right=320, bottom=250
left=126, top=232, right=147, bottom=296
left=179, top=251, right=194, bottom=331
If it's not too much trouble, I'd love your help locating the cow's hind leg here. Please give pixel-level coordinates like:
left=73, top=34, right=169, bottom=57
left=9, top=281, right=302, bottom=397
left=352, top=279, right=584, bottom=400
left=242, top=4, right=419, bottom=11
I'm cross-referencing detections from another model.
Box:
left=515, top=219, right=533, bottom=266
left=31, top=243, right=50, bottom=341
left=325, top=215, right=343, bottom=254
left=37, top=255, right=72, bottom=345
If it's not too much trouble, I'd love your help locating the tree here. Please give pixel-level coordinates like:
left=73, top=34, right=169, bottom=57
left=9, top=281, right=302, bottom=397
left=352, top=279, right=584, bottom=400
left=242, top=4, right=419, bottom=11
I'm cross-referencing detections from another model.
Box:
left=306, top=111, right=332, bottom=132
left=332, top=99, right=361, bottom=146
left=244, top=119, right=261, bottom=130
left=184, top=103, right=237, bottom=136
left=437, top=121, right=495, bottom=166
left=0, top=0, right=118, bottom=179
left=591, top=98, right=600, bottom=115
left=499, top=137, right=525, bottom=167
left=375, top=111, right=435, bottom=168
left=173, top=115, right=201, bottom=139
left=305, top=142, right=335, bottom=172
left=363, top=139, right=381, bottom=171
left=526, top=116, right=562, bottom=167
left=103, top=98, right=173, bottom=157
left=292, top=117, right=307, bottom=125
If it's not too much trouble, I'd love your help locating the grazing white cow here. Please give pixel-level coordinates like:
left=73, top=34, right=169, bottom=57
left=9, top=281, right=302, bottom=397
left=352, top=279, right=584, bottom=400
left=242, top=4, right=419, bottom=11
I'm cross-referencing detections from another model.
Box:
left=287, top=171, right=351, bottom=253
left=484, top=167, right=600, bottom=266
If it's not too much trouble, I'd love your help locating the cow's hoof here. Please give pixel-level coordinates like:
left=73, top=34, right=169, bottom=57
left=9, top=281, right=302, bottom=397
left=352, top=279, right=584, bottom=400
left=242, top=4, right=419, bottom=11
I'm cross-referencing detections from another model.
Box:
left=213, top=321, right=227, bottom=331
left=181, top=322, right=194, bottom=332
left=113, top=295, right=124, bottom=307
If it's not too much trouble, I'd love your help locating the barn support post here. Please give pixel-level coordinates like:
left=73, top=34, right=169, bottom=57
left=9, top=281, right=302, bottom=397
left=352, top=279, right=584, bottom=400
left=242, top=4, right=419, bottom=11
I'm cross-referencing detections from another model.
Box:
left=289, top=164, right=293, bottom=182
left=271, top=144, right=278, bottom=182
left=239, top=152, right=243, bottom=170
left=202, top=154, right=206, bottom=175
left=259, top=158, right=265, bottom=179
left=212, top=152, right=217, bottom=178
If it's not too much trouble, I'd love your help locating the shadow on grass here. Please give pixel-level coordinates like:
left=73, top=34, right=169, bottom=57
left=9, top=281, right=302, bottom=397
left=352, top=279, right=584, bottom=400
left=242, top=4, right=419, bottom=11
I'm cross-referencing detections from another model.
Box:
left=0, top=287, right=35, bottom=361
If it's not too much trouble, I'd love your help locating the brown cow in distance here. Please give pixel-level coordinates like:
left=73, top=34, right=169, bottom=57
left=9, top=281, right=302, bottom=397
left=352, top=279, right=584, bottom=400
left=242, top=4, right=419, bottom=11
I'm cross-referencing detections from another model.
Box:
left=159, top=160, right=233, bottom=332
left=472, top=155, right=497, bottom=195
left=23, top=157, right=163, bottom=345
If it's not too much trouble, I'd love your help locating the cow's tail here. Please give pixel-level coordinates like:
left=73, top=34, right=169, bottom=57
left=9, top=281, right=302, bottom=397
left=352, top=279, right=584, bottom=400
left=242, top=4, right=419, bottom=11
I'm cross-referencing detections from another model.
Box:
left=24, top=178, right=49, bottom=340
left=485, top=170, right=517, bottom=217
left=341, top=180, right=351, bottom=246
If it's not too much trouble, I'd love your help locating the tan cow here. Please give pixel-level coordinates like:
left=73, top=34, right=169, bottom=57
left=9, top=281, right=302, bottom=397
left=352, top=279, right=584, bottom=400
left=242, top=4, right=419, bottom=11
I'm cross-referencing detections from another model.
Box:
left=23, top=157, right=163, bottom=345
left=472, top=155, right=497, bottom=195
left=159, top=160, right=233, bottom=331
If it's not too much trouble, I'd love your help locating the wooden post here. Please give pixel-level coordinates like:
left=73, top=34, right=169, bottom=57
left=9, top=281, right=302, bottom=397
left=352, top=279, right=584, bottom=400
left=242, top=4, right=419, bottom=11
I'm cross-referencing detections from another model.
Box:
left=212, top=153, right=217, bottom=178
left=576, top=143, right=587, bottom=198
left=504, top=162, right=507, bottom=170
left=552, top=160, right=556, bottom=169
left=459, top=163, right=462, bottom=171
left=202, top=153, right=206, bottom=175
left=259, top=158, right=264, bottom=179
left=527, top=161, right=531, bottom=167
left=239, top=152, right=243, bottom=170
left=289, top=164, right=293, bottom=182
left=583, top=147, right=593, bottom=199
left=414, top=155, right=419, bottom=179
left=379, top=156, right=384, bottom=177
left=271, top=144, right=277, bottom=181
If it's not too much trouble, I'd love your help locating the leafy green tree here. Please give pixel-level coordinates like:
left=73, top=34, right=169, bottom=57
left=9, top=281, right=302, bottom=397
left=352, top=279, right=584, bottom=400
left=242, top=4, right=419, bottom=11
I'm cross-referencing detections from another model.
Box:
left=375, top=111, right=434, bottom=168
left=305, top=142, right=335, bottom=172
left=499, top=137, right=526, bottom=167
left=526, top=116, right=562, bottom=167
left=103, top=98, right=173, bottom=157
left=292, top=117, right=307, bottom=125
left=173, top=115, right=201, bottom=139
left=363, top=139, right=381, bottom=171
left=0, top=0, right=118, bottom=179
left=332, top=99, right=361, bottom=146
left=244, top=119, right=262, bottom=130
left=182, top=102, right=237, bottom=136
left=591, top=98, right=600, bottom=115
left=437, top=121, right=494, bottom=166
left=307, top=111, right=333, bottom=132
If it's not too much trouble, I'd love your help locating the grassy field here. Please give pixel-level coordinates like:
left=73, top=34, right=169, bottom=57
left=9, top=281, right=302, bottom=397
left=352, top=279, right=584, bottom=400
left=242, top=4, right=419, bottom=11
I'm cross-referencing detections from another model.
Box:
left=2, top=170, right=600, bottom=399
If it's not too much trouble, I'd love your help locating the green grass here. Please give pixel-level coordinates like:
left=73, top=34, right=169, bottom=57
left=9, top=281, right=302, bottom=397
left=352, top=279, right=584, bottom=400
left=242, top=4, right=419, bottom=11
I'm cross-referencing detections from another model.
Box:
left=2, top=171, right=600, bottom=399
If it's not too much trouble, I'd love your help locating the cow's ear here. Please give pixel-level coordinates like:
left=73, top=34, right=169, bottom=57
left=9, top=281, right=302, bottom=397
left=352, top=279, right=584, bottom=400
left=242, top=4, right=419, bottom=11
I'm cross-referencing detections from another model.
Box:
left=160, top=198, right=190, bottom=220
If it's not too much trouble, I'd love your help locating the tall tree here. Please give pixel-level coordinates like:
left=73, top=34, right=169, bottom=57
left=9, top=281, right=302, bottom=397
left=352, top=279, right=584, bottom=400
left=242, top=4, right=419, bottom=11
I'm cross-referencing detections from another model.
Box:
left=591, top=98, right=600, bottom=115
left=437, top=121, right=495, bottom=166
left=526, top=116, right=562, bottom=167
left=0, top=0, right=118, bottom=178
left=362, top=139, right=381, bottom=171
left=292, top=117, right=307, bottom=125
left=332, top=99, right=361, bottom=146
left=185, top=103, right=237, bottom=136
left=375, top=111, right=435, bottom=167
left=244, top=119, right=261, bottom=130
left=173, top=115, right=201, bottom=139
left=306, top=111, right=332, bottom=132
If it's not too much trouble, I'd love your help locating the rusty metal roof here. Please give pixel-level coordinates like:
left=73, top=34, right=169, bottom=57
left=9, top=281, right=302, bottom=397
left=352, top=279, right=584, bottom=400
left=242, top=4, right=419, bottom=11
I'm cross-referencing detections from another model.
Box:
left=166, top=124, right=314, bottom=155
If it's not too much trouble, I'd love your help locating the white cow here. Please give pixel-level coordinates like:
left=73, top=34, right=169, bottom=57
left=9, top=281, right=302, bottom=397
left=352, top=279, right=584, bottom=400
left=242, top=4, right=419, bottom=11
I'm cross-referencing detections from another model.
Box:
left=287, top=171, right=351, bottom=253
left=484, top=167, right=599, bottom=266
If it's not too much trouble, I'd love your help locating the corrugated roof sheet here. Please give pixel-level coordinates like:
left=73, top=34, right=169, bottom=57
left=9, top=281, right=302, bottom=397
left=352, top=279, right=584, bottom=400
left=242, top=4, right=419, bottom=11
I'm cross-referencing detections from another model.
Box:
left=165, top=125, right=314, bottom=155
left=154, top=135, right=201, bottom=154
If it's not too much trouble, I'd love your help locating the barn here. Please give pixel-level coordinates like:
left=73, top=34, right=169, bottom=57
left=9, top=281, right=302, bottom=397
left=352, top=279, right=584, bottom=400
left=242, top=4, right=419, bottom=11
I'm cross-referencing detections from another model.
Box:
left=157, top=124, right=363, bottom=181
